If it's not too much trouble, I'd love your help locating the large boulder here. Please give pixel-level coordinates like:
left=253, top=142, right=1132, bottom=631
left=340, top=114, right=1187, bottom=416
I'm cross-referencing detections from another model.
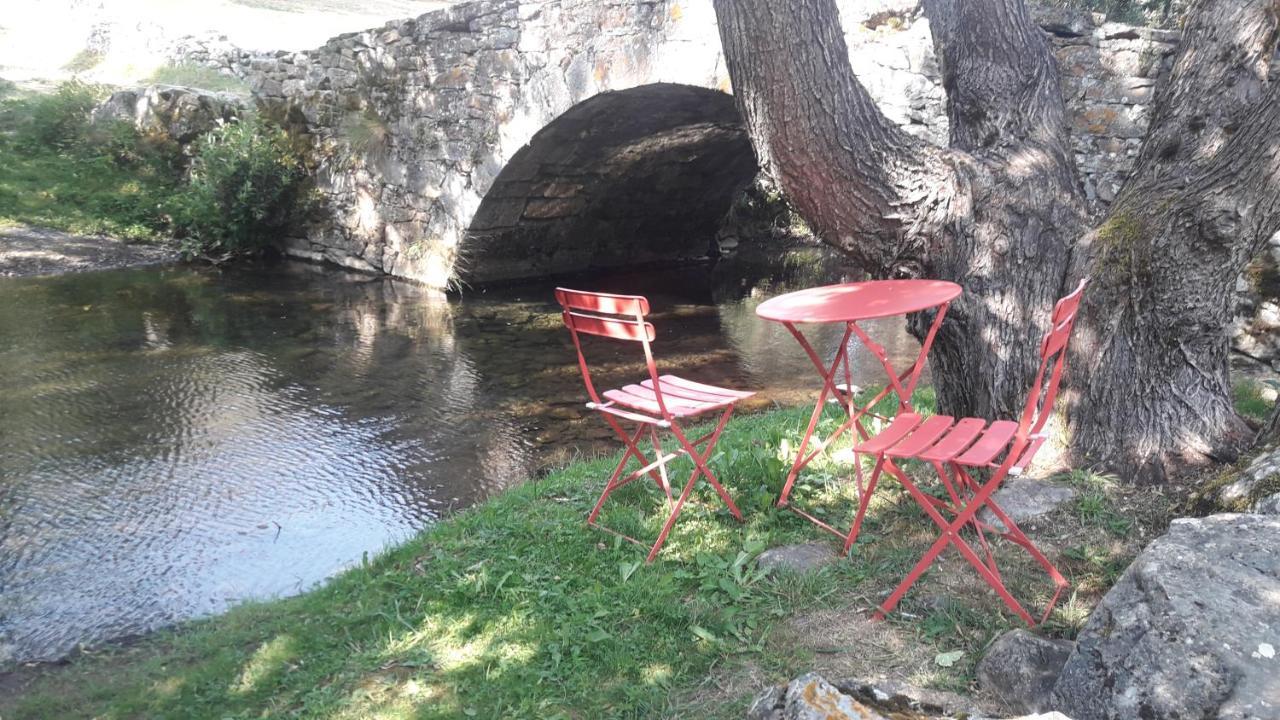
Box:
left=91, top=85, right=245, bottom=145
left=1051, top=514, right=1280, bottom=720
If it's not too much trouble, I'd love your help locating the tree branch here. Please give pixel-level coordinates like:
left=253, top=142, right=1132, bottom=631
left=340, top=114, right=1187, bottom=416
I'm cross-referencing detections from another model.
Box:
left=712, top=0, right=948, bottom=268
left=921, top=0, right=1074, bottom=155
left=1122, top=0, right=1280, bottom=196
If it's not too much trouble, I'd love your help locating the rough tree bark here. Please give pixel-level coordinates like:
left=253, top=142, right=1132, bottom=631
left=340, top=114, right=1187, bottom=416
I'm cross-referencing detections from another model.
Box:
left=713, top=0, right=1280, bottom=482
left=1067, top=0, right=1280, bottom=482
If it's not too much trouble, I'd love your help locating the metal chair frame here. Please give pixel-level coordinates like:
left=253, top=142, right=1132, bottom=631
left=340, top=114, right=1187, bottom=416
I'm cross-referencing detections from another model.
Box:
left=556, top=288, right=753, bottom=563
left=845, top=279, right=1088, bottom=626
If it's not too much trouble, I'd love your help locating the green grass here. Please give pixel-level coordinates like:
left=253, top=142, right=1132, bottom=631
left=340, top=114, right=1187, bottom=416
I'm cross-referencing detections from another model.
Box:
left=5, top=390, right=1160, bottom=718
left=147, top=63, right=251, bottom=96
left=0, top=84, right=183, bottom=241
left=1232, top=378, right=1275, bottom=422
left=7, top=395, right=1063, bottom=719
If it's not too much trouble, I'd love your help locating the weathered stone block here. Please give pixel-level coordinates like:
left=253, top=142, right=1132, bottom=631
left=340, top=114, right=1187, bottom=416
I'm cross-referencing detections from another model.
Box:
left=1052, top=514, right=1280, bottom=720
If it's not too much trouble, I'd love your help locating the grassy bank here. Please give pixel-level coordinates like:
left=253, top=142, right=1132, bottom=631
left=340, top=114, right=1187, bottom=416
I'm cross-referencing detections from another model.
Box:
left=1, top=397, right=1177, bottom=719
left=0, top=82, right=181, bottom=240
left=0, top=81, right=311, bottom=258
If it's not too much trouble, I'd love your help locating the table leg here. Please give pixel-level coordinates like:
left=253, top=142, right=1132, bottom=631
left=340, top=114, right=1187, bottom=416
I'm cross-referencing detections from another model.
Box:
left=776, top=302, right=952, bottom=510
left=776, top=322, right=851, bottom=507
left=848, top=302, right=950, bottom=413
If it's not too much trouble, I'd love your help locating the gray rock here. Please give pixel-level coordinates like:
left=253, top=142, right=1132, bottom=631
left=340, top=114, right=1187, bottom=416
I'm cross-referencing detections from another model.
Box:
left=755, top=543, right=835, bottom=576
left=977, top=629, right=1073, bottom=714
left=749, top=672, right=1067, bottom=719
left=750, top=673, right=889, bottom=720
left=978, top=478, right=1077, bottom=532
left=1033, top=6, right=1096, bottom=37
left=832, top=678, right=982, bottom=718
left=746, top=684, right=786, bottom=720
left=91, top=85, right=244, bottom=145
left=1051, top=514, right=1280, bottom=720
left=1254, top=492, right=1280, bottom=514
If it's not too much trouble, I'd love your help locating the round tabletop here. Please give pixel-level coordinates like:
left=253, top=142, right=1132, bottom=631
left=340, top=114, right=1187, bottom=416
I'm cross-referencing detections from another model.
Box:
left=755, top=279, right=962, bottom=323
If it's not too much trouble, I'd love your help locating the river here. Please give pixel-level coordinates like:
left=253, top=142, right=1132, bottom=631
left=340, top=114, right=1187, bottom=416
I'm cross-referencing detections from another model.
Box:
left=0, top=255, right=923, bottom=662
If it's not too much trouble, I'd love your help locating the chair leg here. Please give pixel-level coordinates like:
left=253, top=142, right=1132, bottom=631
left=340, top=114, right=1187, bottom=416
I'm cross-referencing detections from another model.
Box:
left=647, top=464, right=701, bottom=563
left=587, top=421, right=648, bottom=525
left=599, top=413, right=669, bottom=489
left=874, top=459, right=1039, bottom=626
left=650, top=426, right=672, bottom=500
left=669, top=407, right=743, bottom=522
left=842, top=454, right=885, bottom=555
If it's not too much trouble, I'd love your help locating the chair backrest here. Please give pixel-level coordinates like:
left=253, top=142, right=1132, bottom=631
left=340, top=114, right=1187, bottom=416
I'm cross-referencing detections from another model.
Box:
left=555, top=287, right=668, bottom=415
left=1016, top=278, right=1089, bottom=441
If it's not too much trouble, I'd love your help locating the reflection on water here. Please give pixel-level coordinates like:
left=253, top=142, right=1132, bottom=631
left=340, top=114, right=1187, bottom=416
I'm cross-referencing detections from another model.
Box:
left=0, top=257, right=922, bottom=662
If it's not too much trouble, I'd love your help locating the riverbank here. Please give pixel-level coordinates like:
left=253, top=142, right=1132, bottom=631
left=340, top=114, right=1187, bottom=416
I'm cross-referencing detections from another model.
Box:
left=0, top=401, right=1184, bottom=719
left=0, top=224, right=178, bottom=277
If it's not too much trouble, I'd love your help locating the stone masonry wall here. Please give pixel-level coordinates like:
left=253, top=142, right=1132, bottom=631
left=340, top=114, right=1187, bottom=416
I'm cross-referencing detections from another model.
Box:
left=177, top=1, right=1180, bottom=287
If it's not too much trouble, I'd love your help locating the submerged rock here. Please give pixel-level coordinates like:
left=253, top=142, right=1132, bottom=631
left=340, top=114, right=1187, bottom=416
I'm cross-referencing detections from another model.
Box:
left=1051, top=514, right=1280, bottom=720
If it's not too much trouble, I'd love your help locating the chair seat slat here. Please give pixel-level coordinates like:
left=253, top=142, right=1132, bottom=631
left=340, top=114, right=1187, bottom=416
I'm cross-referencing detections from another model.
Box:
left=887, top=415, right=954, bottom=458
left=916, top=418, right=986, bottom=462
left=954, top=420, right=1018, bottom=466
left=855, top=413, right=923, bottom=455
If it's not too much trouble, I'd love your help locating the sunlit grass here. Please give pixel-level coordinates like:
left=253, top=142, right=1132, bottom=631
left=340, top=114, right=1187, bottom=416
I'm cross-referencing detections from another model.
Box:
left=0, top=85, right=182, bottom=241
left=1233, top=378, right=1275, bottom=421
left=1, top=394, right=1154, bottom=719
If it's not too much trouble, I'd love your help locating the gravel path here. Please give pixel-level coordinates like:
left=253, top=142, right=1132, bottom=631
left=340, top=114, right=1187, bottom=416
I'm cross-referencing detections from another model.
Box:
left=0, top=225, right=180, bottom=278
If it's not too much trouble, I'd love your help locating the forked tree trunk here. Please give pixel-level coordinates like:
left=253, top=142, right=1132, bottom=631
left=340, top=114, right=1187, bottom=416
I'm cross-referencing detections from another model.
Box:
left=713, top=0, right=1280, bottom=482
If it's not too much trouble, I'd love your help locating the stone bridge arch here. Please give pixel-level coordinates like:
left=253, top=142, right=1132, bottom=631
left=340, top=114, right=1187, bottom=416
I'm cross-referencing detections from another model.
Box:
left=242, top=0, right=1171, bottom=288
left=462, top=83, right=755, bottom=283
left=258, top=0, right=735, bottom=287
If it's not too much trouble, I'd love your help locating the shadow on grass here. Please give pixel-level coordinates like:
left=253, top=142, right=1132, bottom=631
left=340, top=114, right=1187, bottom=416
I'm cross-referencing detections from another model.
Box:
left=2, top=396, right=1160, bottom=719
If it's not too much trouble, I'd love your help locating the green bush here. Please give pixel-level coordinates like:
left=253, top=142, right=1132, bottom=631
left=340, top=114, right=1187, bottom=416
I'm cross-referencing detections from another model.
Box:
left=172, top=116, right=312, bottom=258
left=0, top=81, right=185, bottom=240
left=13, top=80, right=104, bottom=151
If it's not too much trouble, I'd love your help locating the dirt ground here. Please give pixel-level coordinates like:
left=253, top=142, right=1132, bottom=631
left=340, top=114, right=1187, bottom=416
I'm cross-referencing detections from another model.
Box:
left=0, top=225, right=179, bottom=278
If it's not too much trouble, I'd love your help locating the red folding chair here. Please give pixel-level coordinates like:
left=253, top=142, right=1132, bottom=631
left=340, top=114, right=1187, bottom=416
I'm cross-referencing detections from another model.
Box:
left=556, top=288, right=756, bottom=562
left=842, top=278, right=1088, bottom=626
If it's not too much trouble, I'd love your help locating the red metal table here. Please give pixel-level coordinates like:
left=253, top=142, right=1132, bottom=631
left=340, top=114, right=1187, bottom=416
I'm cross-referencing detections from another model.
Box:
left=755, top=279, right=961, bottom=534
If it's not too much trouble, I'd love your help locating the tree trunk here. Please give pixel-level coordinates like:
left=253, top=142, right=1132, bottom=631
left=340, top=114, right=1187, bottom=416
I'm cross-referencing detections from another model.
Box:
left=714, top=0, right=1088, bottom=423
left=1067, top=0, right=1280, bottom=482
left=713, top=0, right=1280, bottom=481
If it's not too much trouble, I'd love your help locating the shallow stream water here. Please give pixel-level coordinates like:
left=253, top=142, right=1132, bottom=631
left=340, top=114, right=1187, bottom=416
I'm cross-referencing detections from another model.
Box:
left=0, top=257, right=923, bottom=662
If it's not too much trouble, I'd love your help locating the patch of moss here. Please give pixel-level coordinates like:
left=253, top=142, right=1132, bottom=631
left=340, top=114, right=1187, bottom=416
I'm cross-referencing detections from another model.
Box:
left=1186, top=448, right=1280, bottom=514
left=1093, top=210, right=1148, bottom=280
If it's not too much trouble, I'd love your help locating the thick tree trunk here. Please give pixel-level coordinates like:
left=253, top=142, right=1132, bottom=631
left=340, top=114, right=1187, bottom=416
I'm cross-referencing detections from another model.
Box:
left=1067, top=0, right=1280, bottom=482
left=714, top=0, right=1088, bottom=424
left=714, top=0, right=1280, bottom=482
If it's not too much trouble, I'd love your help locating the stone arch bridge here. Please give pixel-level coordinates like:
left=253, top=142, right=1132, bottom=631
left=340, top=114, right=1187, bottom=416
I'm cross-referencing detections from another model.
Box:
left=237, top=0, right=1174, bottom=287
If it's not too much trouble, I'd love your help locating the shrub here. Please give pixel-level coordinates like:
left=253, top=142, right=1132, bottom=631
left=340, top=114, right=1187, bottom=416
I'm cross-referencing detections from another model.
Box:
left=172, top=116, right=312, bottom=258
left=14, top=80, right=104, bottom=151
